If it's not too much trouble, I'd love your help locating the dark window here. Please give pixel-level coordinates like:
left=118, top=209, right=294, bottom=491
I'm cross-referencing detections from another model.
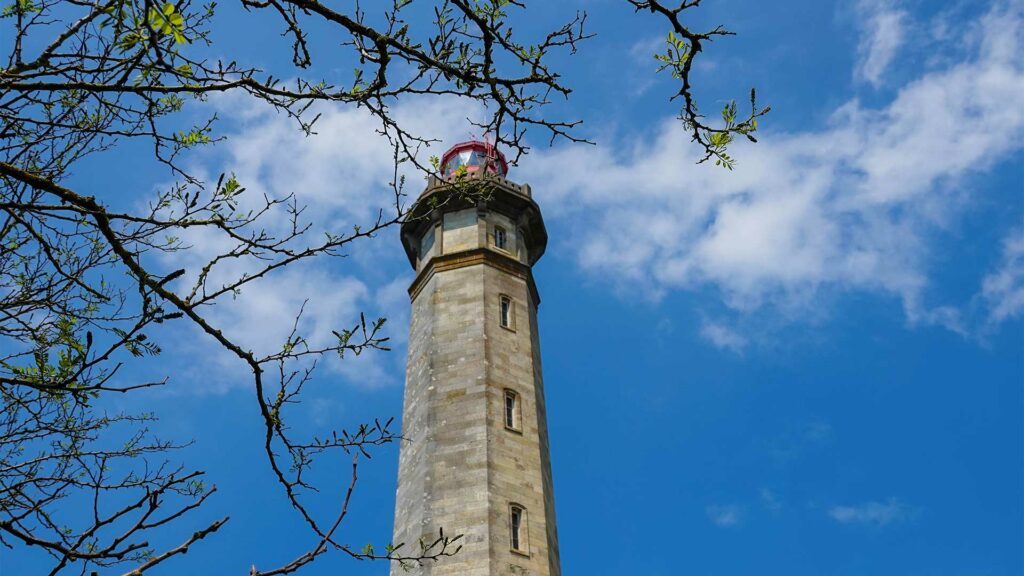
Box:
left=494, top=226, right=508, bottom=250
left=499, top=296, right=513, bottom=329
left=510, top=505, right=526, bottom=552
left=504, top=390, right=518, bottom=430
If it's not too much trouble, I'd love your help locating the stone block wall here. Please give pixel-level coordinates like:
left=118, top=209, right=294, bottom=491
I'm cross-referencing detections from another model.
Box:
left=392, top=204, right=558, bottom=576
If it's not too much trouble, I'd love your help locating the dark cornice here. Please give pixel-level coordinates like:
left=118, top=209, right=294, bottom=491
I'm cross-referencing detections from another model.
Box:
left=408, top=248, right=541, bottom=307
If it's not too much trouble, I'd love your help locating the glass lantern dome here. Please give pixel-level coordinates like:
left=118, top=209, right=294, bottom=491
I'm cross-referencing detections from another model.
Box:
left=440, top=141, right=509, bottom=178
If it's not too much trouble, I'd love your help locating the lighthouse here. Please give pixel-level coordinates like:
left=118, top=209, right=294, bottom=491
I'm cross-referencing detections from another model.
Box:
left=392, top=141, right=560, bottom=575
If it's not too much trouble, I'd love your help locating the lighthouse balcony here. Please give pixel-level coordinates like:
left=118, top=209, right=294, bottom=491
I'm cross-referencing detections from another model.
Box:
left=422, top=171, right=533, bottom=199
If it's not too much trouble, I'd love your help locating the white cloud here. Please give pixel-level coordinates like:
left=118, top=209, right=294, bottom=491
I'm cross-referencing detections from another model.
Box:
left=854, top=0, right=908, bottom=87
left=980, top=229, right=1024, bottom=325
left=699, top=319, right=747, bottom=353
left=161, top=259, right=408, bottom=394
left=828, top=498, right=911, bottom=526
left=155, top=96, right=487, bottom=392
left=706, top=504, right=743, bottom=527
left=206, top=95, right=483, bottom=229
left=152, top=1, right=1023, bottom=381
left=522, top=1, right=1024, bottom=338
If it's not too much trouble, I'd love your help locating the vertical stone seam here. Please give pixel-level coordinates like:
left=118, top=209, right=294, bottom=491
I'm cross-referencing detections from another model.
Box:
left=481, top=262, right=496, bottom=576
left=421, top=276, right=435, bottom=576
left=422, top=278, right=434, bottom=568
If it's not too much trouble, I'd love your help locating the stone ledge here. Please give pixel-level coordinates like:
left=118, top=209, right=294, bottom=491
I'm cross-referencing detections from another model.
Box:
left=409, top=248, right=540, bottom=307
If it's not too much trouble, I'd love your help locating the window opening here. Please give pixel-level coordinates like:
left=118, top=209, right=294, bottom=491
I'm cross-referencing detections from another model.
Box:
left=499, top=296, right=513, bottom=329
left=504, top=390, right=519, bottom=430
left=510, top=505, right=527, bottom=553
left=494, top=226, right=508, bottom=251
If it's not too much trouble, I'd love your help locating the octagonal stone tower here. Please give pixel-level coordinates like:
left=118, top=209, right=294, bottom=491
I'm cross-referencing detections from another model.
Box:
left=391, top=142, right=559, bottom=576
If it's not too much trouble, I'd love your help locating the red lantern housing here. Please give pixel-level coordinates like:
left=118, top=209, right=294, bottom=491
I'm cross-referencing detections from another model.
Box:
left=439, top=140, right=509, bottom=178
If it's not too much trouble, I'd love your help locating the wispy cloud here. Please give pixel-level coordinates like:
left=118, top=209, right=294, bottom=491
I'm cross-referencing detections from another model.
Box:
left=828, top=498, right=912, bottom=526
left=854, top=0, right=908, bottom=87
left=699, top=319, right=747, bottom=353
left=522, top=1, right=1024, bottom=341
left=980, top=229, right=1024, bottom=325
left=765, top=419, right=833, bottom=465
left=804, top=420, right=833, bottom=443
left=706, top=504, right=744, bottom=527
left=760, top=488, right=783, bottom=513
left=627, top=35, right=665, bottom=97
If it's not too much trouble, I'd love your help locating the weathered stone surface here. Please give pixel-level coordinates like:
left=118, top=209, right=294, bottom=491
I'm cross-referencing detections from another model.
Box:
left=392, top=182, right=559, bottom=576
left=442, top=208, right=478, bottom=254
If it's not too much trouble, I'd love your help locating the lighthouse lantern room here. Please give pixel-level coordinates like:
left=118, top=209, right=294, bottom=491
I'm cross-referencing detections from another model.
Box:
left=439, top=140, right=509, bottom=178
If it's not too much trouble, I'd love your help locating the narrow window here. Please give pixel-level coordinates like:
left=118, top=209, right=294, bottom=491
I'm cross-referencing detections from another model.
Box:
left=499, top=295, right=514, bottom=330
left=494, top=225, right=508, bottom=251
left=504, top=389, right=519, bottom=431
left=509, top=504, right=528, bottom=554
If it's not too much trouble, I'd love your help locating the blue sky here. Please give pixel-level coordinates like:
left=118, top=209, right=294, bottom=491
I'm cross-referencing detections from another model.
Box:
left=7, top=0, right=1023, bottom=574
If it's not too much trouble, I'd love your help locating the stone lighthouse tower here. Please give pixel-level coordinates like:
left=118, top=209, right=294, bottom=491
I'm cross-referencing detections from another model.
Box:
left=392, top=141, right=559, bottom=576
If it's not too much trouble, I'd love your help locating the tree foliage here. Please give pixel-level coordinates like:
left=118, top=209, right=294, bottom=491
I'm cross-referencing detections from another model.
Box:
left=0, top=0, right=764, bottom=573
